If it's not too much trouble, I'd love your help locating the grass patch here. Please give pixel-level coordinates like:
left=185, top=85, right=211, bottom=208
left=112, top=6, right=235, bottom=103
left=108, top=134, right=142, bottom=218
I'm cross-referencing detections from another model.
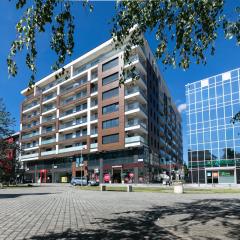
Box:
left=76, top=185, right=240, bottom=194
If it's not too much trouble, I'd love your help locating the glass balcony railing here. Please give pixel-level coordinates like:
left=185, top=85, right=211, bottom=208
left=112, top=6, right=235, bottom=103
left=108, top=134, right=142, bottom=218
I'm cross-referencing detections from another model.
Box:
left=60, top=105, right=87, bottom=118
left=90, top=129, right=98, bottom=135
left=125, top=86, right=147, bottom=99
left=22, top=122, right=39, bottom=130
left=58, top=145, right=87, bottom=154
left=20, top=153, right=38, bottom=159
left=91, top=72, right=98, bottom=80
left=125, top=136, right=147, bottom=144
left=42, top=117, right=56, bottom=123
left=41, top=75, right=69, bottom=92
left=22, top=144, right=38, bottom=150
left=90, top=115, right=98, bottom=121
left=61, top=78, right=87, bottom=95
left=43, top=105, right=56, bottom=113
left=91, top=86, right=98, bottom=94
left=60, top=91, right=87, bottom=106
left=126, top=54, right=146, bottom=69
left=43, top=93, right=57, bottom=102
left=22, top=132, right=39, bottom=140
left=22, top=102, right=40, bottom=111
left=41, top=138, right=56, bottom=145
left=90, top=143, right=98, bottom=149
left=126, top=120, right=147, bottom=129
left=91, top=100, right=98, bottom=107
left=42, top=128, right=55, bottom=134
left=59, top=133, right=87, bottom=141
left=60, top=118, right=87, bottom=129
left=41, top=150, right=56, bottom=156
left=125, top=103, right=147, bottom=114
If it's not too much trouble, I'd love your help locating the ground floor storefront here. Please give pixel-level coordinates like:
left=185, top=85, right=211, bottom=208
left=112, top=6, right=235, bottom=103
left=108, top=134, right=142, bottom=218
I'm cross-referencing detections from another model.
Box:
left=190, top=167, right=240, bottom=184
left=23, top=148, right=181, bottom=184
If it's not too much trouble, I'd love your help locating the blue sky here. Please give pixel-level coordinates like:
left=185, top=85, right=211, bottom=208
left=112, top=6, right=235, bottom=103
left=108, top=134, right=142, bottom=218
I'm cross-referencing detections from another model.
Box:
left=0, top=1, right=239, bottom=163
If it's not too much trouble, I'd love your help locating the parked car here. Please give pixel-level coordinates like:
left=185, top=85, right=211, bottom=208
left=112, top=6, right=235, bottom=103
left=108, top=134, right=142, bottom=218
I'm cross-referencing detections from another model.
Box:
left=71, top=177, right=88, bottom=186
left=88, top=180, right=99, bottom=186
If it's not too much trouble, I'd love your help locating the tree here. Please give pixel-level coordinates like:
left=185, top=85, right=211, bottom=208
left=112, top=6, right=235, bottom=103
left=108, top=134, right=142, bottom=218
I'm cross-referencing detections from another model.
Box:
left=0, top=99, right=19, bottom=183
left=7, top=0, right=239, bottom=86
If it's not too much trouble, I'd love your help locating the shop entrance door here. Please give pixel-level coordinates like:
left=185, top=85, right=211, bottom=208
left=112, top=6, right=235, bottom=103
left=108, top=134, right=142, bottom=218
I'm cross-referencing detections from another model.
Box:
left=40, top=169, right=47, bottom=183
left=112, top=168, right=122, bottom=183
left=206, top=171, right=218, bottom=184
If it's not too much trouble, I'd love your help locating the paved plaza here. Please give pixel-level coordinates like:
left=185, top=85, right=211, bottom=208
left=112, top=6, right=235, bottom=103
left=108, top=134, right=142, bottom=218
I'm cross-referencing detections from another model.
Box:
left=0, top=185, right=239, bottom=240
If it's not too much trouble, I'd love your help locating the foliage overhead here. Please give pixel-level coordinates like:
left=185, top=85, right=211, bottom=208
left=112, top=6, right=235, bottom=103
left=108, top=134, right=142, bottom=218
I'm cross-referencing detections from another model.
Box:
left=7, top=0, right=239, bottom=86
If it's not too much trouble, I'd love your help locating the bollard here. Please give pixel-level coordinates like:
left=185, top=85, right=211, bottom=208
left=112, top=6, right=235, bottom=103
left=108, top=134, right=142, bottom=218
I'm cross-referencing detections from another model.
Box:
left=127, top=185, right=132, bottom=192
left=100, top=185, right=106, bottom=191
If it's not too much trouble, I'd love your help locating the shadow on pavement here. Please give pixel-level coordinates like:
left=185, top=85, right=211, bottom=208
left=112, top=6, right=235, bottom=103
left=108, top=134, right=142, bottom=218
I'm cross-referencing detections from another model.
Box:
left=29, top=198, right=240, bottom=240
left=0, top=193, right=52, bottom=199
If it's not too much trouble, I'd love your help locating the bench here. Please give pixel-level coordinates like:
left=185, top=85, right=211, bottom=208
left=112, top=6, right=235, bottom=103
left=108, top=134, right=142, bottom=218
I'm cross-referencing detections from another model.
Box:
left=100, top=184, right=133, bottom=192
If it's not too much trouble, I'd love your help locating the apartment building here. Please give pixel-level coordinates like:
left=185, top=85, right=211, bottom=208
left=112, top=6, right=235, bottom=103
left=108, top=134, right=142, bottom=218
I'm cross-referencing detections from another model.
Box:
left=20, top=37, right=183, bottom=183
left=186, top=68, right=240, bottom=184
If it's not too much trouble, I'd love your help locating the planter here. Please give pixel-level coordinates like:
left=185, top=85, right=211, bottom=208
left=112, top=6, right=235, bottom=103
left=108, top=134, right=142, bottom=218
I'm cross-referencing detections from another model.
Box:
left=174, top=182, right=184, bottom=194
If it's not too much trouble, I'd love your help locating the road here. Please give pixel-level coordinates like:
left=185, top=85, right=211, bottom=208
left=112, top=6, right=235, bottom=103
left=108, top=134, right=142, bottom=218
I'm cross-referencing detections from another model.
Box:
left=0, top=184, right=239, bottom=239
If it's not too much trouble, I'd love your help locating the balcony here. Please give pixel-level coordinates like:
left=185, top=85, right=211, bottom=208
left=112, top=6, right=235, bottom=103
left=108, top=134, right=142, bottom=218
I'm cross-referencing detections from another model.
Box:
left=42, top=105, right=56, bottom=114
left=42, top=116, right=56, bottom=123
left=59, top=133, right=87, bottom=142
left=22, top=144, right=39, bottom=151
left=61, top=78, right=87, bottom=95
left=90, top=143, right=98, bottom=152
left=58, top=145, right=87, bottom=154
left=22, top=132, right=39, bottom=140
left=20, top=153, right=38, bottom=160
left=22, top=102, right=40, bottom=113
left=90, top=86, right=98, bottom=96
left=125, top=120, right=147, bottom=133
left=41, top=128, right=55, bottom=134
left=125, top=86, right=147, bottom=103
left=60, top=105, right=87, bottom=119
left=41, top=150, right=56, bottom=156
left=124, top=54, right=146, bottom=73
left=41, top=138, right=56, bottom=145
left=42, top=93, right=57, bottom=104
left=59, top=118, right=87, bottom=130
left=41, top=75, right=69, bottom=93
left=22, top=112, right=40, bottom=122
left=125, top=71, right=147, bottom=89
left=125, top=136, right=147, bottom=147
left=90, top=114, right=98, bottom=121
left=90, top=99, right=98, bottom=108
left=60, top=91, right=87, bottom=106
left=125, top=103, right=147, bottom=118
left=22, top=122, right=39, bottom=130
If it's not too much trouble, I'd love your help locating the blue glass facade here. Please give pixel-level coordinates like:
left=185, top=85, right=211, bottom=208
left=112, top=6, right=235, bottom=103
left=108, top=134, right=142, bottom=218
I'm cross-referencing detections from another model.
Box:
left=186, top=68, right=240, bottom=184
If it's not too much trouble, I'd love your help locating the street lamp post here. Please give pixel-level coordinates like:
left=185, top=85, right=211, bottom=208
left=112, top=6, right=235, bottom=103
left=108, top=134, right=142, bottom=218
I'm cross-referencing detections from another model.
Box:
left=169, top=159, right=172, bottom=185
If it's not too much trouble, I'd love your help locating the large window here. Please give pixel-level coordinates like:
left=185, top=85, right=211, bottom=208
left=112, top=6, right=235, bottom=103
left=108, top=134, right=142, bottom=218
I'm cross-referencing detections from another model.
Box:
left=102, top=134, right=119, bottom=144
left=102, top=118, right=119, bottom=129
left=102, top=57, right=119, bottom=72
left=102, top=88, right=119, bottom=100
left=102, top=103, right=119, bottom=114
left=102, top=72, right=118, bottom=86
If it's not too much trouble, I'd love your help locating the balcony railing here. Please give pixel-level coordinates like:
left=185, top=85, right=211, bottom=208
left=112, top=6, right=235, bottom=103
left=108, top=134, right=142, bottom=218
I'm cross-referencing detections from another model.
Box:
left=41, top=150, right=56, bottom=156
left=125, top=103, right=147, bottom=115
left=58, top=145, right=87, bottom=153
left=22, top=122, right=39, bottom=130
left=125, top=86, right=147, bottom=100
left=61, top=78, right=87, bottom=95
left=60, top=118, right=87, bottom=129
left=126, top=120, right=147, bottom=129
left=59, top=133, right=87, bottom=141
left=41, top=75, right=69, bottom=92
left=21, top=153, right=38, bottom=159
left=42, top=105, right=56, bottom=113
left=90, top=129, right=98, bottom=135
left=22, top=144, right=38, bottom=150
left=60, top=91, right=87, bottom=106
left=91, top=100, right=98, bottom=107
left=126, top=54, right=146, bottom=69
left=22, top=102, right=40, bottom=111
left=42, top=117, right=56, bottom=123
left=43, top=93, right=57, bottom=102
left=60, top=105, right=87, bottom=118
left=90, top=143, right=98, bottom=149
left=41, top=128, right=55, bottom=134
left=22, top=132, right=39, bottom=140
left=90, top=115, right=98, bottom=121
left=125, top=136, right=147, bottom=144
left=41, top=139, right=56, bottom=145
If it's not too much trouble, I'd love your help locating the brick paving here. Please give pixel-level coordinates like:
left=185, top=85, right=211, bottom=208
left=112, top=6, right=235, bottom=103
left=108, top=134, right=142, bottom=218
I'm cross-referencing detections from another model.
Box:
left=0, top=185, right=239, bottom=239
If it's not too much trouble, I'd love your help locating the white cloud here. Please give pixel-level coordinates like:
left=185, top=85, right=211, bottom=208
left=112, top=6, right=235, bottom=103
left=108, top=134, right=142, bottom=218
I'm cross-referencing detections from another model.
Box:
left=178, top=103, right=187, bottom=114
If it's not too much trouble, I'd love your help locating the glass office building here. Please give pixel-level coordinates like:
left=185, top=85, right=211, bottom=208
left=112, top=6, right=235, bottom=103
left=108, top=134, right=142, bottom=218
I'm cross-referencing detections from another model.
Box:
left=186, top=68, right=240, bottom=184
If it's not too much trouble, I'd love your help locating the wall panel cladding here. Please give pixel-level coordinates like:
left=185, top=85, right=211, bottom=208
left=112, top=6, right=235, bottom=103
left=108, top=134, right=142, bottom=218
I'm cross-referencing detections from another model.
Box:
left=97, top=53, right=125, bottom=152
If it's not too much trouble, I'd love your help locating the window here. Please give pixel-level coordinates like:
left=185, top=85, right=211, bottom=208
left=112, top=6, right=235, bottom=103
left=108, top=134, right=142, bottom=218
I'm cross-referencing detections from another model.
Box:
left=102, top=103, right=119, bottom=114
left=102, top=72, right=118, bottom=86
left=102, top=134, right=119, bottom=144
left=102, top=57, right=119, bottom=72
left=102, top=88, right=119, bottom=100
left=102, top=118, right=119, bottom=129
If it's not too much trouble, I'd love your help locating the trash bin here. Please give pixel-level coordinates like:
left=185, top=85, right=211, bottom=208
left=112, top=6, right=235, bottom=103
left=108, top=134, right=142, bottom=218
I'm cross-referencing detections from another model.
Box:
left=174, top=182, right=184, bottom=194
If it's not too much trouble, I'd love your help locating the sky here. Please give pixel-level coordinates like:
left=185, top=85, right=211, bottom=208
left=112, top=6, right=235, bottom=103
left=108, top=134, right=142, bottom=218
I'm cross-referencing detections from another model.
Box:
left=0, top=1, right=239, bottom=163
